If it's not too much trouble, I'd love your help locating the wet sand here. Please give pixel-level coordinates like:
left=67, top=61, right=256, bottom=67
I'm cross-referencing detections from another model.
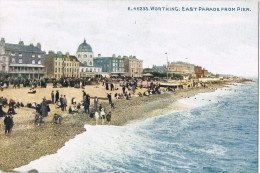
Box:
left=0, top=81, right=238, bottom=171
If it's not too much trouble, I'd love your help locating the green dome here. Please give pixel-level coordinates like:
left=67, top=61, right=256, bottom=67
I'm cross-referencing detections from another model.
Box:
left=77, top=39, right=93, bottom=53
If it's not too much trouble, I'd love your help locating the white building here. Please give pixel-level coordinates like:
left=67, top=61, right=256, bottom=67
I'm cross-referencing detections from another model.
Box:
left=76, top=38, right=102, bottom=77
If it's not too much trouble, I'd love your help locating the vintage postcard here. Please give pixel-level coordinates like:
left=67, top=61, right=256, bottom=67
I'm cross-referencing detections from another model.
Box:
left=0, top=0, right=258, bottom=172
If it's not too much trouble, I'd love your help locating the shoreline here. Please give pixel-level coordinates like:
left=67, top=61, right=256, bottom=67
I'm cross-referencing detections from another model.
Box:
left=0, top=80, right=250, bottom=171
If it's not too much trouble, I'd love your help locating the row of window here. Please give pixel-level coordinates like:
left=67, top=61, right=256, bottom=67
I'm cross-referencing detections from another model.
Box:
left=11, top=58, right=41, bottom=64
left=80, top=68, right=101, bottom=73
left=78, top=54, right=93, bottom=58
left=55, top=62, right=79, bottom=67
left=55, top=68, right=78, bottom=73
left=9, top=67, right=44, bottom=71
left=10, top=52, right=42, bottom=58
left=54, top=74, right=79, bottom=78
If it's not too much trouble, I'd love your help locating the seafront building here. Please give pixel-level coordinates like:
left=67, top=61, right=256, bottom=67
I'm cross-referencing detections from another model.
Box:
left=94, top=54, right=125, bottom=76
left=0, top=38, right=46, bottom=79
left=45, top=51, right=80, bottom=79
left=167, top=61, right=195, bottom=76
left=152, top=65, right=167, bottom=73
left=123, top=56, right=143, bottom=77
left=76, top=39, right=102, bottom=77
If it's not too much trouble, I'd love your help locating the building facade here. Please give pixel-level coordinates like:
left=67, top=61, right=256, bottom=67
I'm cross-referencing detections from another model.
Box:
left=45, top=51, right=80, bottom=79
left=124, top=56, right=143, bottom=77
left=152, top=65, right=167, bottom=73
left=167, top=62, right=195, bottom=75
left=0, top=38, right=9, bottom=73
left=0, top=38, right=46, bottom=79
left=194, top=66, right=203, bottom=78
left=76, top=39, right=94, bottom=66
left=76, top=39, right=102, bottom=77
left=94, top=54, right=125, bottom=76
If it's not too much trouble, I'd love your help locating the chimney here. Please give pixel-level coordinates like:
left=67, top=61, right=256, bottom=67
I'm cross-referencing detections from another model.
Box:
left=0, top=38, right=5, bottom=43
left=98, top=54, right=101, bottom=57
left=66, top=52, right=70, bottom=56
left=36, top=43, right=41, bottom=49
left=19, top=41, right=24, bottom=46
left=112, top=54, right=116, bottom=57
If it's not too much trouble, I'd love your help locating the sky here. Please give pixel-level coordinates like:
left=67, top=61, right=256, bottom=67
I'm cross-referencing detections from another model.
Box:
left=0, top=0, right=258, bottom=77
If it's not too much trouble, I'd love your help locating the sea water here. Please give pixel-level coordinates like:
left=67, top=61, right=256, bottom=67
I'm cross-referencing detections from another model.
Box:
left=15, top=80, right=258, bottom=173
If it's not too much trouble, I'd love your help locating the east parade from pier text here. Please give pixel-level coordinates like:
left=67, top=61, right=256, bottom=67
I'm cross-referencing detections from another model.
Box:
left=182, top=7, right=251, bottom=12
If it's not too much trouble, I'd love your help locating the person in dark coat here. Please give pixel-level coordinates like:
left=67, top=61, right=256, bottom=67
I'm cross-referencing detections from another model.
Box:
left=0, top=104, right=6, bottom=117
left=107, top=93, right=112, bottom=105
left=106, top=111, right=112, bottom=125
left=51, top=91, right=55, bottom=103
left=40, top=98, right=49, bottom=117
left=55, top=90, right=59, bottom=103
left=84, top=94, right=90, bottom=114
left=4, top=114, right=13, bottom=135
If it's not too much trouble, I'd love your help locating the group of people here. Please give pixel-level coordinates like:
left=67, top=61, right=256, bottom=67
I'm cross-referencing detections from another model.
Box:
left=51, top=90, right=68, bottom=111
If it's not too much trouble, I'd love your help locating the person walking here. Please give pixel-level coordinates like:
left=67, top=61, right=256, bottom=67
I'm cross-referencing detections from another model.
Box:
left=55, top=90, right=59, bottom=103
left=51, top=91, right=55, bottom=103
left=63, top=95, right=67, bottom=111
left=4, top=114, right=14, bottom=135
left=107, top=93, right=112, bottom=105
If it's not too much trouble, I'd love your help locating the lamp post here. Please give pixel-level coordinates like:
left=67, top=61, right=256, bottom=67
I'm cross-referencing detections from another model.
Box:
left=165, top=52, right=169, bottom=79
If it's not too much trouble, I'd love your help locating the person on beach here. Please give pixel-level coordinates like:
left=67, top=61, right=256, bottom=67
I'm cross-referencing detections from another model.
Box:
left=34, top=112, right=44, bottom=126
left=84, top=94, right=90, bottom=114
left=40, top=98, right=49, bottom=117
left=51, top=91, right=55, bottom=103
left=60, top=95, right=64, bottom=111
left=94, top=111, right=99, bottom=125
left=7, top=105, right=16, bottom=115
left=4, top=114, right=14, bottom=135
left=106, top=111, right=112, bottom=125
left=82, top=90, right=86, bottom=99
left=53, top=114, right=63, bottom=124
left=71, top=97, right=76, bottom=105
left=63, top=95, right=67, bottom=111
left=69, top=106, right=78, bottom=114
left=100, top=108, right=106, bottom=125
left=94, top=96, right=99, bottom=112
left=55, top=90, right=59, bottom=103
left=0, top=104, right=6, bottom=117
left=107, top=93, right=112, bottom=105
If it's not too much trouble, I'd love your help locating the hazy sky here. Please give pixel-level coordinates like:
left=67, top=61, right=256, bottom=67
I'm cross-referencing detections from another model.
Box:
left=0, top=0, right=258, bottom=77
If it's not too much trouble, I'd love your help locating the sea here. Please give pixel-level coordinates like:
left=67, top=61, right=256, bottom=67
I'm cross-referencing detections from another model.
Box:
left=14, top=80, right=258, bottom=173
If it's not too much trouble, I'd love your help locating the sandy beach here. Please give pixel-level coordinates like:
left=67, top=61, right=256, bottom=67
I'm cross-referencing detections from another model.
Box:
left=0, top=79, right=245, bottom=171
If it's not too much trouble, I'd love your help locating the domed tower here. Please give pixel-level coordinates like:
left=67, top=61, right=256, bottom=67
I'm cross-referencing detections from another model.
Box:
left=76, top=38, right=94, bottom=66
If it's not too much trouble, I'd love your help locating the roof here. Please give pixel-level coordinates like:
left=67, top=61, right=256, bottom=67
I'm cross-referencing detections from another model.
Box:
left=5, top=43, right=44, bottom=53
left=77, top=39, right=93, bottom=53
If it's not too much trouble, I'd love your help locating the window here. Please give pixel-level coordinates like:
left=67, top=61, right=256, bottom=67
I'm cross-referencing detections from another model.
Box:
left=19, top=58, right=22, bottom=63
left=32, top=60, right=35, bottom=64
left=90, top=62, right=92, bottom=66
left=90, top=55, right=92, bottom=58
left=2, top=57, right=6, bottom=61
left=32, top=54, right=35, bottom=58
left=38, top=60, right=41, bottom=65
left=38, top=55, right=41, bottom=58
left=12, top=58, right=15, bottom=63
left=11, top=52, right=15, bottom=56
left=19, top=53, right=22, bottom=57
left=55, top=68, right=57, bottom=73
